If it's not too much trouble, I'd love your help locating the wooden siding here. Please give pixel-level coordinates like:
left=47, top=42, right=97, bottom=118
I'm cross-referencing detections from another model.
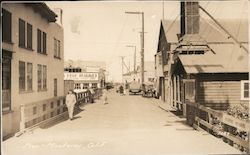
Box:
left=197, top=81, right=248, bottom=110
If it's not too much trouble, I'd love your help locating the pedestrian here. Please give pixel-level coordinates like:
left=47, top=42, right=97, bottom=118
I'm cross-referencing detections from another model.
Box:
left=66, top=90, right=77, bottom=120
left=103, top=87, right=108, bottom=104
left=119, top=85, right=124, bottom=95
left=123, top=84, right=126, bottom=95
left=89, top=88, right=95, bottom=103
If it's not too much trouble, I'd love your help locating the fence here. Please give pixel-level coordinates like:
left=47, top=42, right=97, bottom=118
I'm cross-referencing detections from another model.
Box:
left=186, top=103, right=250, bottom=153
left=17, top=88, right=102, bottom=136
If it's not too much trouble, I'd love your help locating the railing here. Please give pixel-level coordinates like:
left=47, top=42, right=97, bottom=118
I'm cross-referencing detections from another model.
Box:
left=17, top=88, right=103, bottom=136
left=19, top=96, right=67, bottom=135
left=186, top=102, right=250, bottom=153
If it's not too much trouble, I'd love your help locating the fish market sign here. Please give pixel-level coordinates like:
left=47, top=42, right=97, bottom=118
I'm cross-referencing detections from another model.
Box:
left=64, top=73, right=98, bottom=81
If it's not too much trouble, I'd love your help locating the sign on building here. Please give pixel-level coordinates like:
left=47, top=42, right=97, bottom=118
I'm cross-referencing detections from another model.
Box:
left=64, top=73, right=99, bottom=81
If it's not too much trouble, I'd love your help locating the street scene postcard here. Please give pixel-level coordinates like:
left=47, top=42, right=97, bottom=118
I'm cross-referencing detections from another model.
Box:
left=1, top=0, right=250, bottom=154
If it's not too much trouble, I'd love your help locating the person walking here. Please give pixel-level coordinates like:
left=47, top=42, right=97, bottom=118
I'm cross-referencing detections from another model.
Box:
left=119, top=85, right=124, bottom=95
left=123, top=84, right=127, bottom=95
left=66, top=90, right=77, bottom=120
left=103, top=87, right=108, bottom=104
left=89, top=88, right=95, bottom=103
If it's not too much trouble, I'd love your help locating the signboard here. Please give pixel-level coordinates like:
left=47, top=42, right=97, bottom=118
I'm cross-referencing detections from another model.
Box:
left=64, top=73, right=99, bottom=81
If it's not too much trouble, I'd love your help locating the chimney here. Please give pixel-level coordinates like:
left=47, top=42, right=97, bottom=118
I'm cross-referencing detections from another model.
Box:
left=180, top=1, right=200, bottom=35
left=180, top=1, right=185, bottom=37
left=186, top=1, right=200, bottom=34
left=53, top=8, right=63, bottom=26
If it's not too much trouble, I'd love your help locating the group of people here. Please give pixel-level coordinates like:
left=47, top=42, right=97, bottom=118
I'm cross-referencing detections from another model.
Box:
left=65, top=87, right=108, bottom=120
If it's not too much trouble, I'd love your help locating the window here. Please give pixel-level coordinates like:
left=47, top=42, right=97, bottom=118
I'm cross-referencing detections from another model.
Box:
left=92, top=83, right=97, bottom=89
left=2, top=58, right=11, bottom=90
left=83, top=83, right=89, bottom=89
left=54, top=38, right=61, bottom=58
left=19, top=61, right=34, bottom=92
left=27, top=23, right=33, bottom=49
left=42, top=65, right=47, bottom=89
left=42, top=32, right=47, bottom=53
left=241, top=80, right=249, bottom=100
left=2, top=58, right=11, bottom=112
left=37, top=29, right=47, bottom=54
left=184, top=79, right=196, bottom=102
left=37, top=29, right=42, bottom=53
left=54, top=79, right=57, bottom=97
left=2, top=9, right=12, bottom=42
left=37, top=64, right=47, bottom=91
left=19, top=19, right=25, bottom=47
left=19, top=19, right=33, bottom=49
left=37, top=64, right=42, bottom=90
left=74, top=83, right=81, bottom=89
left=27, top=63, right=33, bottom=91
left=179, top=50, right=205, bottom=55
left=19, top=61, right=26, bottom=91
left=158, top=53, right=162, bottom=65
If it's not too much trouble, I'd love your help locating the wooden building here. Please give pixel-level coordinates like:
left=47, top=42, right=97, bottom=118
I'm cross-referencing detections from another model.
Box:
left=156, top=1, right=249, bottom=115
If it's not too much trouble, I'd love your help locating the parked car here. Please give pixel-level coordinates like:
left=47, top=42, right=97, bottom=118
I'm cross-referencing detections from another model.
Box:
left=142, top=84, right=154, bottom=98
left=129, top=81, right=141, bottom=95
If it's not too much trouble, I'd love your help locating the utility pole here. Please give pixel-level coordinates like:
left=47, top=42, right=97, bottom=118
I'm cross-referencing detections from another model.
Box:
left=125, top=11, right=145, bottom=85
left=120, top=56, right=125, bottom=83
left=126, top=45, right=136, bottom=72
left=141, top=12, right=144, bottom=85
left=162, top=0, right=164, bottom=19
left=134, top=46, right=136, bottom=72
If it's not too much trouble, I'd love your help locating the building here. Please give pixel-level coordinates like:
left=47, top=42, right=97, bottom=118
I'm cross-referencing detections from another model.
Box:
left=123, top=61, right=155, bottom=85
left=64, top=60, right=106, bottom=92
left=2, top=3, right=64, bottom=139
left=156, top=2, right=249, bottom=114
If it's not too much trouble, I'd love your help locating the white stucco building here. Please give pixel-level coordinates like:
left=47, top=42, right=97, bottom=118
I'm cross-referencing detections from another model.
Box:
left=2, top=3, right=64, bottom=139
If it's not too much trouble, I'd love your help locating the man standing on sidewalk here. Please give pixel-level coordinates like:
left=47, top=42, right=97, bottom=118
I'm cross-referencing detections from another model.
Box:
left=66, top=90, right=77, bottom=120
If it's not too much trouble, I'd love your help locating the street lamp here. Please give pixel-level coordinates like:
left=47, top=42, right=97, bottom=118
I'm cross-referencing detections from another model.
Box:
left=126, top=45, right=136, bottom=72
left=125, top=11, right=144, bottom=85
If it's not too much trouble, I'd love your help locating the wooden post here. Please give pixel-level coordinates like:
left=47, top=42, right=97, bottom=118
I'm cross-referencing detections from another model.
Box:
left=177, top=75, right=181, bottom=110
left=170, top=78, right=173, bottom=107
left=182, top=81, right=186, bottom=117
left=173, top=75, right=177, bottom=108
left=19, top=104, right=26, bottom=132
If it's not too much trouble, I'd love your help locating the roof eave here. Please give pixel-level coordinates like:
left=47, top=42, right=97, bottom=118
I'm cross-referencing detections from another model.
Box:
left=25, top=3, right=57, bottom=22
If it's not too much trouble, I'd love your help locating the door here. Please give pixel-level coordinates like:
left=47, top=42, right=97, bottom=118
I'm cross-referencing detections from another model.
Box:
left=2, top=57, right=11, bottom=112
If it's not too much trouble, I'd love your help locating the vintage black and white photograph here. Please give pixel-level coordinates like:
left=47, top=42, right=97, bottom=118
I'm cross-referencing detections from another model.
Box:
left=1, top=0, right=250, bottom=154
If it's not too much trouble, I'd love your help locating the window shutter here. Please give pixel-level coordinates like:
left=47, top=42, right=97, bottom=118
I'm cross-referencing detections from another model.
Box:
left=19, top=19, right=25, bottom=47
left=42, top=32, right=47, bottom=54
left=27, top=23, right=32, bottom=49
left=37, top=29, right=41, bottom=53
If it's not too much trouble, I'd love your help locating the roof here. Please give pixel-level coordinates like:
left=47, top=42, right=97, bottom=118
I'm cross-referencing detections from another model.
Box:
left=161, top=19, right=249, bottom=74
left=161, top=19, right=248, bottom=43
left=179, top=43, right=249, bottom=73
left=25, top=3, right=57, bottom=22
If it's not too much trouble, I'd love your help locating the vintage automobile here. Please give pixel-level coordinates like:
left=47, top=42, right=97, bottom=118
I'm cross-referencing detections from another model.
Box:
left=142, top=84, right=155, bottom=98
left=129, top=81, right=141, bottom=95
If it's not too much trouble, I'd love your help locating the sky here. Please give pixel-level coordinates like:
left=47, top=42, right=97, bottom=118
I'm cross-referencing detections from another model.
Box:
left=46, top=0, right=249, bottom=82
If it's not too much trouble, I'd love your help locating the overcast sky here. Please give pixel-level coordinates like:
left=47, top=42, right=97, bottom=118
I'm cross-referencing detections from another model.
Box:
left=46, top=0, right=249, bottom=82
